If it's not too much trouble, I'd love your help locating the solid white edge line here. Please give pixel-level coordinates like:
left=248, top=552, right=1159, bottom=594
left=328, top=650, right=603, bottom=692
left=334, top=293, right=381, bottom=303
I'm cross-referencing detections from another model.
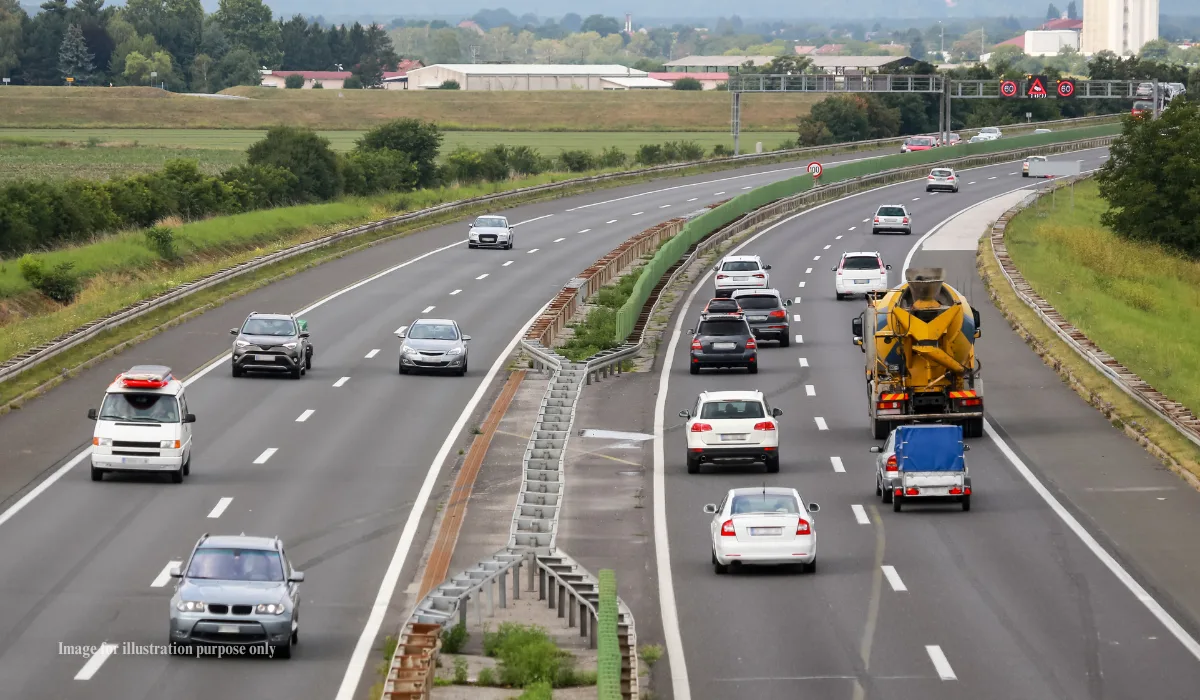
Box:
left=207, top=497, right=232, bottom=519
left=882, top=565, right=908, bottom=592
left=296, top=409, right=314, bottom=423
left=334, top=301, right=549, bottom=700
left=74, top=642, right=118, bottom=680
left=815, top=417, right=828, bottom=430
left=851, top=504, right=870, bottom=524
left=151, top=560, right=182, bottom=588
left=830, top=456, right=845, bottom=473
left=253, top=448, right=277, bottom=464
left=509, top=213, right=553, bottom=226
left=333, top=377, right=349, bottom=387
left=925, top=645, right=957, bottom=680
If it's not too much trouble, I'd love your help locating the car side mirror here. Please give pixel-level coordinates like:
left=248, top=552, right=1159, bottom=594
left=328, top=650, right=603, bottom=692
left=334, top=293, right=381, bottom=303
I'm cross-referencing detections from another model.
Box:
left=831, top=267, right=837, bottom=272
left=869, top=446, right=881, bottom=453
left=687, top=329, right=695, bottom=335
left=851, top=318, right=863, bottom=337
left=229, top=328, right=238, bottom=335
left=394, top=326, right=408, bottom=339
left=964, top=445, right=972, bottom=451
left=169, top=567, right=182, bottom=578
left=678, top=410, right=690, bottom=418
left=462, top=335, right=472, bottom=341
left=87, top=408, right=97, bottom=420
left=853, top=337, right=863, bottom=346
left=886, top=264, right=892, bottom=269
left=783, top=299, right=792, bottom=306
left=702, top=504, right=717, bottom=514
left=807, top=503, right=820, bottom=513
left=972, top=308, right=981, bottom=338
left=299, top=332, right=309, bottom=338
left=183, top=414, right=196, bottom=423
left=289, top=571, right=305, bottom=582
left=764, top=264, right=772, bottom=270
left=771, top=408, right=783, bottom=418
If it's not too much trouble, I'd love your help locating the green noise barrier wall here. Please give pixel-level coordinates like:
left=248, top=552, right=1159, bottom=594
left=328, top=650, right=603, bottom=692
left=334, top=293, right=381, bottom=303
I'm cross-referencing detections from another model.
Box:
left=597, top=569, right=621, bottom=700
left=612, top=122, right=1121, bottom=342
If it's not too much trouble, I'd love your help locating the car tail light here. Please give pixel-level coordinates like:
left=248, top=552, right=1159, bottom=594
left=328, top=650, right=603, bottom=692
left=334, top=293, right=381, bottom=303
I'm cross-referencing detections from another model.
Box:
left=902, top=217, right=909, bottom=224
left=721, top=519, right=736, bottom=536
left=906, top=487, right=920, bottom=495
left=753, top=421, right=775, bottom=431
left=691, top=422, right=712, bottom=432
left=878, top=258, right=886, bottom=271
left=745, top=337, right=757, bottom=349
left=948, top=487, right=963, bottom=495
left=874, top=216, right=880, bottom=223
left=796, top=519, right=811, bottom=535
left=927, top=175, right=934, bottom=179
left=691, top=339, right=702, bottom=350
left=894, top=488, right=903, bottom=496
left=965, top=486, right=972, bottom=495
left=716, top=274, right=727, bottom=280
left=769, top=309, right=786, bottom=318
left=885, top=455, right=898, bottom=472
left=752, top=273, right=765, bottom=279
left=947, top=176, right=955, bottom=181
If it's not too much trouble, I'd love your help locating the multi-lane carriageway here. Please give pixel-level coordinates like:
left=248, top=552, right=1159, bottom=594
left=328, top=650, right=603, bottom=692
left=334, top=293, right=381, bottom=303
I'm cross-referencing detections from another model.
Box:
left=0, top=143, right=1199, bottom=700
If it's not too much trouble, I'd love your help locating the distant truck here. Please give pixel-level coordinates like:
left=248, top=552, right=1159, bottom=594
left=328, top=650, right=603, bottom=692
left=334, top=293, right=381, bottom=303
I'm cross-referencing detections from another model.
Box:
left=871, top=424, right=971, bottom=512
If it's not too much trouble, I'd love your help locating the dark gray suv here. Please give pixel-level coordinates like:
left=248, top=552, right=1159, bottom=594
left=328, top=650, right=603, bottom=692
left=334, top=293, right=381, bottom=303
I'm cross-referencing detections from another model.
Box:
left=731, top=289, right=792, bottom=346
left=231, top=313, right=312, bottom=379
left=688, top=314, right=758, bottom=375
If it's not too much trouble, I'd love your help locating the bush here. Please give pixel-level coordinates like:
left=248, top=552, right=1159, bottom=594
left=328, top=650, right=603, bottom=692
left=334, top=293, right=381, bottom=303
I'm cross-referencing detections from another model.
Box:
left=597, top=146, right=627, bottom=168
left=634, top=143, right=665, bottom=166
left=558, top=149, right=596, bottom=172
left=440, top=622, right=468, bottom=654
left=19, top=255, right=81, bottom=304
left=661, top=140, right=705, bottom=162
left=439, top=79, right=461, bottom=89
left=246, top=126, right=343, bottom=201
left=222, top=163, right=299, bottom=209
left=711, top=144, right=731, bottom=157
left=442, top=146, right=488, bottom=183
left=673, top=77, right=702, bottom=90
left=343, top=75, right=364, bottom=89
left=506, top=145, right=550, bottom=176
left=482, top=624, right=573, bottom=689
left=516, top=681, right=553, bottom=699
left=143, top=225, right=177, bottom=260
left=312, top=80, right=324, bottom=88
left=356, top=119, right=444, bottom=187
left=341, top=150, right=419, bottom=196
left=284, top=74, right=305, bottom=89
left=452, top=655, right=468, bottom=684
left=476, top=667, right=496, bottom=686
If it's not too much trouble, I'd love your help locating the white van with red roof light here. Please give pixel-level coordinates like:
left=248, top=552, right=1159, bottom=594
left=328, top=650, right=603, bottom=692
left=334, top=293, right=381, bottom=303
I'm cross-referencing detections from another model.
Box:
left=86, top=365, right=195, bottom=483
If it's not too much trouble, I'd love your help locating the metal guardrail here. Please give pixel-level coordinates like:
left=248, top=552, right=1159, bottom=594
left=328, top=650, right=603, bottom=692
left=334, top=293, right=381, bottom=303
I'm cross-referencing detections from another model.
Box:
left=988, top=175, right=1200, bottom=452
left=0, top=114, right=1119, bottom=391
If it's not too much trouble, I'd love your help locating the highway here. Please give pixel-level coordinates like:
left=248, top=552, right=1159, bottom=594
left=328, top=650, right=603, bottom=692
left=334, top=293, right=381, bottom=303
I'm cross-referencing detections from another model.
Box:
left=653, top=146, right=1200, bottom=700
left=0, top=147, right=906, bottom=700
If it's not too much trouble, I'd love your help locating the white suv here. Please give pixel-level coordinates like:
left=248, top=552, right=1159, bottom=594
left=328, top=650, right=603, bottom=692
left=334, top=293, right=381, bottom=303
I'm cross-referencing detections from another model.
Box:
left=714, top=255, right=770, bottom=297
left=679, top=390, right=782, bottom=474
left=833, top=251, right=890, bottom=300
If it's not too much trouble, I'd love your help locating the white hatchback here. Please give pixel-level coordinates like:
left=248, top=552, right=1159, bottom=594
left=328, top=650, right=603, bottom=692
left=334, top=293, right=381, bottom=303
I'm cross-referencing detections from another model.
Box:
left=704, top=486, right=820, bottom=574
left=713, top=255, right=770, bottom=298
left=834, top=251, right=891, bottom=300
left=679, top=390, right=781, bottom=473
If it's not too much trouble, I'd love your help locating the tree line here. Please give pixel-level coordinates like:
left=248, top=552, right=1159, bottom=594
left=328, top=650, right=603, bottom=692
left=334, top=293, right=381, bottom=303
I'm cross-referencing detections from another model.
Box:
left=0, top=0, right=403, bottom=91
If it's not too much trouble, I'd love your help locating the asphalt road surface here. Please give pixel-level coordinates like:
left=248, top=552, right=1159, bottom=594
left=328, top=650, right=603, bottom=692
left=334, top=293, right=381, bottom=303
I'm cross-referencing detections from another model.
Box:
left=0, top=146, right=913, bottom=700
left=654, top=146, right=1200, bottom=700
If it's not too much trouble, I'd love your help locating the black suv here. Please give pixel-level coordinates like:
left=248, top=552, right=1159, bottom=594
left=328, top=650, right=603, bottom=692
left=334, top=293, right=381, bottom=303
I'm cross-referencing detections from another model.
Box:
left=231, top=313, right=312, bottom=379
left=731, top=290, right=792, bottom=346
left=688, top=314, right=758, bottom=375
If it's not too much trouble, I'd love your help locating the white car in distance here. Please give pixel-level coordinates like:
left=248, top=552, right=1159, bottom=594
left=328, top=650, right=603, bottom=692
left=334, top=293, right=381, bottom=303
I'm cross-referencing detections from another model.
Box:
left=680, top=390, right=782, bottom=473
left=467, top=215, right=513, bottom=249
left=834, top=251, right=891, bottom=300
left=713, top=255, right=770, bottom=298
left=704, top=486, right=820, bottom=574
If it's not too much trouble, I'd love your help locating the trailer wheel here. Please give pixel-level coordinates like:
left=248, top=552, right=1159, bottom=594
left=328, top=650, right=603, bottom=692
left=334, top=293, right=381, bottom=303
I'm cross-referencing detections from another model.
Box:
left=872, top=419, right=889, bottom=440
left=893, top=495, right=902, bottom=512
left=961, top=495, right=971, bottom=512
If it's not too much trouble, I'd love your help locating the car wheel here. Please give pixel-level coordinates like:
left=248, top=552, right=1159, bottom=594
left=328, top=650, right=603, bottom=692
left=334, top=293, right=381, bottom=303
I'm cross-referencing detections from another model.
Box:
left=290, top=366, right=301, bottom=380
left=953, top=187, right=959, bottom=193
left=871, top=228, right=879, bottom=235
left=780, top=334, right=790, bottom=348
left=712, top=551, right=728, bottom=575
left=925, top=187, right=932, bottom=192
left=882, top=486, right=893, bottom=504
left=399, top=363, right=409, bottom=375
left=875, top=479, right=882, bottom=497
left=962, top=495, right=971, bottom=512
left=747, top=362, right=758, bottom=375
left=457, top=362, right=467, bottom=376
left=305, top=354, right=312, bottom=371
left=765, top=455, right=779, bottom=473
left=272, top=641, right=292, bottom=659
left=183, top=455, right=191, bottom=476
left=893, top=495, right=902, bottom=512
left=468, top=243, right=477, bottom=248
left=231, top=364, right=242, bottom=378
left=806, top=560, right=817, bottom=574
left=689, top=364, right=699, bottom=375
left=91, top=466, right=104, bottom=482
left=687, top=456, right=699, bottom=474
left=169, top=467, right=184, bottom=484
left=835, top=292, right=844, bottom=300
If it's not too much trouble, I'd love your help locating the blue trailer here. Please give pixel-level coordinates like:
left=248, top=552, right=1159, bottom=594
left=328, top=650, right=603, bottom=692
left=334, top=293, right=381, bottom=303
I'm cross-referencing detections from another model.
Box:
left=875, top=424, right=971, bottom=512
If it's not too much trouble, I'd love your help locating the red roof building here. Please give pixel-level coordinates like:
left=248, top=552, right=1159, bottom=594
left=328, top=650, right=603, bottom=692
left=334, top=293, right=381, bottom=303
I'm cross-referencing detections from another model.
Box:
left=649, top=71, right=730, bottom=89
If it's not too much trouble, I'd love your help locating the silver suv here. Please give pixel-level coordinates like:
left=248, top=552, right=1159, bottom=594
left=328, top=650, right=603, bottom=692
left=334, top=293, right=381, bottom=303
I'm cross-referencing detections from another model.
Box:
left=231, top=313, right=312, bottom=379
left=168, top=534, right=304, bottom=658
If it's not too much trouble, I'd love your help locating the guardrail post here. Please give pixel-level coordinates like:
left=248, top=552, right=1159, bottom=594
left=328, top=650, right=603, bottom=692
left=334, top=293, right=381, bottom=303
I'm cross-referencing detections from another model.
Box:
left=547, top=575, right=556, bottom=608
left=527, top=551, right=536, bottom=593
left=459, top=595, right=468, bottom=628
left=539, top=567, right=547, bottom=601
left=579, top=602, right=588, bottom=638
left=499, top=570, right=507, bottom=609
left=589, top=609, right=597, bottom=649
left=486, top=577, right=494, bottom=617
left=557, top=583, right=566, bottom=618
left=568, top=590, right=577, bottom=628
left=512, top=561, right=520, bottom=601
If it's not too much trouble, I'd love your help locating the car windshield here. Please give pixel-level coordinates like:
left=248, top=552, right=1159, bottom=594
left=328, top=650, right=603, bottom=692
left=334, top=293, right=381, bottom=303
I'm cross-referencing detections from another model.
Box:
left=912, top=138, right=932, bottom=145
left=242, top=318, right=296, bottom=336
left=734, top=295, right=778, bottom=309
left=731, top=494, right=799, bottom=514
left=1133, top=101, right=1153, bottom=109
left=409, top=323, right=459, bottom=340
left=700, top=400, right=765, bottom=419
left=981, top=127, right=999, bottom=133
left=474, top=217, right=506, bottom=228
left=186, top=548, right=285, bottom=581
left=721, top=261, right=761, bottom=272
left=98, top=393, right=179, bottom=423
left=843, top=256, right=881, bottom=270
left=697, top=320, right=747, bottom=336
left=931, top=169, right=953, bottom=177
left=877, top=206, right=906, bottom=217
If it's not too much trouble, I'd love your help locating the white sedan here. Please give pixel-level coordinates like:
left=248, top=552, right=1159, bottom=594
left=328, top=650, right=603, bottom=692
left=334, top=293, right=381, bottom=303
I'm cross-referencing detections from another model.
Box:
left=703, top=486, right=820, bottom=574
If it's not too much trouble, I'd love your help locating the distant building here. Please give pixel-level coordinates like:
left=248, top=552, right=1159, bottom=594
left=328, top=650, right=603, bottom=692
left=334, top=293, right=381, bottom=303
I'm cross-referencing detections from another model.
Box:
left=404, top=64, right=671, bottom=90
left=793, top=45, right=817, bottom=55
left=811, top=44, right=846, bottom=55
left=665, top=54, right=914, bottom=76
left=663, top=56, right=774, bottom=73
left=457, top=20, right=485, bottom=35
left=1081, top=0, right=1158, bottom=55
left=806, top=55, right=917, bottom=74
left=648, top=72, right=729, bottom=90
left=1024, top=30, right=1081, bottom=56
left=260, top=60, right=423, bottom=90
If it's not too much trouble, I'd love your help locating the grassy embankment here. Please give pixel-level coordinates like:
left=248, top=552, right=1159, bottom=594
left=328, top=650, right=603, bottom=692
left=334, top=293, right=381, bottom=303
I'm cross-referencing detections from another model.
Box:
left=986, top=177, right=1200, bottom=477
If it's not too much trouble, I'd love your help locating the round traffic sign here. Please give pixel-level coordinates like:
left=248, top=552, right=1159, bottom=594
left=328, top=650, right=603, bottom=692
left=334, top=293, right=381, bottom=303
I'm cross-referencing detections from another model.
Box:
left=1000, top=80, right=1018, bottom=97
left=1057, top=80, right=1075, bottom=97
left=807, top=161, right=823, bottom=177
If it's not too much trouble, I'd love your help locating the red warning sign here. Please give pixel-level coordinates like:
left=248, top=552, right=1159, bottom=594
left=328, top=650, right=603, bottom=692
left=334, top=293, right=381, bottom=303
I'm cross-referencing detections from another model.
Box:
left=1026, top=75, right=1049, bottom=98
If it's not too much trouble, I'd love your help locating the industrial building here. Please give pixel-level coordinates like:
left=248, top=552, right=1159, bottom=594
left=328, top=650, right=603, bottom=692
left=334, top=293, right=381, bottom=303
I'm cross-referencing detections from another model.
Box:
left=664, top=54, right=915, bottom=76
left=663, top=56, right=775, bottom=73
left=403, top=64, right=670, bottom=91
left=1082, top=0, right=1159, bottom=55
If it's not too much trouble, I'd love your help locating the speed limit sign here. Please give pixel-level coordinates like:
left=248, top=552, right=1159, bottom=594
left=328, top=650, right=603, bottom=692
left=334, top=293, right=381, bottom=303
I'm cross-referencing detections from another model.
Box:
left=807, top=161, right=823, bottom=178
left=1000, top=80, right=1018, bottom=97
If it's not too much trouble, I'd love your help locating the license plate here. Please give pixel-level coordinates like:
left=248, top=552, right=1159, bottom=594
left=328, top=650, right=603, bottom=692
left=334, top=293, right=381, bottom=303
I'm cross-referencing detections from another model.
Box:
left=254, top=354, right=276, bottom=361
left=923, top=487, right=951, bottom=496
left=733, top=277, right=748, bottom=282
left=748, top=315, right=766, bottom=321
left=121, top=457, right=148, bottom=464
left=482, top=236, right=495, bottom=242
left=712, top=342, right=736, bottom=350
left=750, top=527, right=782, bottom=536
left=720, top=434, right=747, bottom=441
left=854, top=279, right=870, bottom=284
left=217, top=624, right=239, bottom=634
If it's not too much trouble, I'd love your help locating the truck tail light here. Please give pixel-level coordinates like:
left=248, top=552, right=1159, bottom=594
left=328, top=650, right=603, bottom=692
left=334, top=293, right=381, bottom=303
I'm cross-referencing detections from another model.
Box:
left=721, top=520, right=736, bottom=536
left=960, top=398, right=982, bottom=406
left=885, top=455, right=898, bottom=472
left=877, top=401, right=901, bottom=410
left=753, top=421, right=775, bottom=431
left=796, top=519, right=811, bottom=535
left=690, top=422, right=713, bottom=432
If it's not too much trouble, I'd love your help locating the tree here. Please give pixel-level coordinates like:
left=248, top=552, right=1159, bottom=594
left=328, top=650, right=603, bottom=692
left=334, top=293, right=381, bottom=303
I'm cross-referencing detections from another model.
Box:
left=672, top=77, right=702, bottom=90
left=21, top=0, right=71, bottom=84
left=560, top=12, right=582, bottom=32
left=284, top=72, right=303, bottom=88
left=189, top=51, right=213, bottom=90
left=342, top=74, right=363, bottom=88
left=910, top=35, right=926, bottom=60
left=1096, top=100, right=1200, bottom=256
left=1139, top=39, right=1171, bottom=61
left=351, top=54, right=383, bottom=88
left=246, top=126, right=342, bottom=201
left=580, top=14, right=620, bottom=37
left=122, top=48, right=170, bottom=84
left=214, top=0, right=280, bottom=65
left=58, top=23, right=94, bottom=82
left=356, top=118, right=443, bottom=187
left=0, top=0, right=25, bottom=79
left=1046, top=3, right=1061, bottom=20
left=213, top=46, right=259, bottom=89
left=1067, top=1, right=1078, bottom=19
left=426, top=28, right=462, bottom=63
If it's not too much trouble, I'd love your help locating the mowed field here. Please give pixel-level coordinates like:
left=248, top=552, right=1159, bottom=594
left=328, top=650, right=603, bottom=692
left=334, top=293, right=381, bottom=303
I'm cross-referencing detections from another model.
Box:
left=0, top=85, right=818, bottom=131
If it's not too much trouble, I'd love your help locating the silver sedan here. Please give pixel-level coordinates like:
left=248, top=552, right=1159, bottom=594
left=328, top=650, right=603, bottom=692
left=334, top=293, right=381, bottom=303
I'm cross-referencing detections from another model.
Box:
left=467, top=215, right=514, bottom=249
left=396, top=318, right=472, bottom=375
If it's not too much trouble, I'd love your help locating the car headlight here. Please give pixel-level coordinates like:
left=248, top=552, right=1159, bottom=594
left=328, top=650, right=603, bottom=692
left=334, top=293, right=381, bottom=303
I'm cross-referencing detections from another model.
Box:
left=447, top=347, right=463, bottom=355
left=160, top=440, right=181, bottom=449
left=95, top=437, right=112, bottom=446
left=403, top=346, right=420, bottom=357
left=176, top=600, right=205, bottom=613
left=235, top=339, right=249, bottom=347
left=256, top=602, right=287, bottom=615
left=469, top=232, right=478, bottom=239
left=283, top=342, right=298, bottom=350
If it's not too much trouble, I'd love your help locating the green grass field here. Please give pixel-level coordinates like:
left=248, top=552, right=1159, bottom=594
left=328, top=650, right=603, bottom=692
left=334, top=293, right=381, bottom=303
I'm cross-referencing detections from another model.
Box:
left=1005, top=178, right=1200, bottom=417
left=0, top=129, right=795, bottom=181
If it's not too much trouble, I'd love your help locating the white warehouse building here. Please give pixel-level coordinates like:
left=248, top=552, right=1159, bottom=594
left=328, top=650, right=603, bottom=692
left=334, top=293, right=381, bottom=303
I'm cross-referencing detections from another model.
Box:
left=1023, top=30, right=1081, bottom=56
left=404, top=64, right=671, bottom=91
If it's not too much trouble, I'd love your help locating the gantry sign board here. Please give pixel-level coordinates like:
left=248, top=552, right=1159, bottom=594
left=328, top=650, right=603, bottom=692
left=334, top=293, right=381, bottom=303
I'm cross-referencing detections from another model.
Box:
left=1027, top=159, right=1083, bottom=178
left=728, top=74, right=1145, bottom=100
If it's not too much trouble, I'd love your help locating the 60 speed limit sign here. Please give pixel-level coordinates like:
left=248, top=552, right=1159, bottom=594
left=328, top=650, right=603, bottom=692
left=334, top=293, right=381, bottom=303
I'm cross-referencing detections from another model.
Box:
left=807, top=161, right=823, bottom=178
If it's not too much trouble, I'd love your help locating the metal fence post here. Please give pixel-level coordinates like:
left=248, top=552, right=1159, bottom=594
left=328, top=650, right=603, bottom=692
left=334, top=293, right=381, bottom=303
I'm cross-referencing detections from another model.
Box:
left=557, top=584, right=565, bottom=618
left=499, top=571, right=507, bottom=609
left=579, top=602, right=588, bottom=638
left=568, top=592, right=577, bottom=628
left=512, top=562, right=520, bottom=601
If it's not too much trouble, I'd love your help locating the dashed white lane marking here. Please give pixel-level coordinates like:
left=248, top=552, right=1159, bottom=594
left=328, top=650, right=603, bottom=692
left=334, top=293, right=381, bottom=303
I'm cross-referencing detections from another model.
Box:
left=527, top=248, right=539, bottom=254
left=926, top=646, right=957, bottom=680
left=863, top=218, right=869, bottom=222
left=799, top=281, right=806, bottom=288
left=805, top=268, right=812, bottom=274
left=794, top=315, right=802, bottom=322
left=579, top=229, right=591, bottom=233
left=422, top=305, right=435, bottom=313
left=795, top=335, right=804, bottom=344
left=208, top=498, right=232, bottom=519
left=1010, top=171, right=1018, bottom=175
left=852, top=504, right=870, bottom=524
left=502, top=262, right=513, bottom=267
left=805, top=385, right=816, bottom=396
left=798, top=358, right=808, bottom=367
left=607, top=219, right=618, bottom=223
left=882, top=565, right=908, bottom=592
left=365, top=349, right=380, bottom=358
left=450, top=289, right=462, bottom=295
left=823, top=244, right=831, bottom=250
left=835, top=235, right=843, bottom=240
left=74, top=642, right=118, bottom=680
left=988, top=176, right=997, bottom=180
left=510, top=214, right=552, bottom=226
left=794, top=296, right=801, bottom=304
left=814, top=417, right=828, bottom=430
left=742, top=186, right=752, bottom=189
left=849, top=226, right=856, bottom=230
left=715, top=191, right=725, bottom=195
left=687, top=198, right=698, bottom=202
left=253, top=448, right=277, bottom=464
left=830, top=456, right=845, bottom=473
left=151, top=561, right=182, bottom=587
left=333, top=377, right=349, bottom=387
left=554, top=237, right=565, bottom=243
left=633, top=212, right=644, bottom=216
left=912, top=197, right=920, bottom=201
left=475, top=274, right=488, bottom=280
left=968, top=181, right=977, bottom=185
left=296, top=409, right=314, bottom=423
left=660, top=204, right=671, bottom=208
left=813, top=255, right=820, bottom=261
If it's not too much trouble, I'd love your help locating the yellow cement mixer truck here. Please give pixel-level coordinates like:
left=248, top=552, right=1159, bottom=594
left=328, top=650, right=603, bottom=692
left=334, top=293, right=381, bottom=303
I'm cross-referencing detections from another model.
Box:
left=851, top=267, right=984, bottom=439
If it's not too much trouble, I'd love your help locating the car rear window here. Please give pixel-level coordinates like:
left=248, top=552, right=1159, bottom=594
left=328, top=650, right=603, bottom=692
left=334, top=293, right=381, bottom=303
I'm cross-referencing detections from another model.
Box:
left=931, top=169, right=952, bottom=177
left=734, top=295, right=778, bottom=309
left=842, top=256, right=881, bottom=271
left=698, top=320, right=748, bottom=336
left=187, top=548, right=284, bottom=581
left=877, top=206, right=906, bottom=217
left=700, top=400, right=765, bottom=419
left=731, top=494, right=798, bottom=514
left=707, top=299, right=740, bottom=311
left=721, top=261, right=761, bottom=272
